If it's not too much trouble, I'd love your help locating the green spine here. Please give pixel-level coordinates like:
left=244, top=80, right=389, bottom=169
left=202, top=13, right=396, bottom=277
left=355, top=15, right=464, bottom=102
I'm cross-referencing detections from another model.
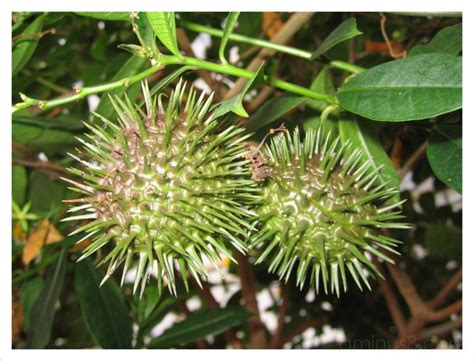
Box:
left=252, top=126, right=408, bottom=296
left=62, top=79, right=259, bottom=296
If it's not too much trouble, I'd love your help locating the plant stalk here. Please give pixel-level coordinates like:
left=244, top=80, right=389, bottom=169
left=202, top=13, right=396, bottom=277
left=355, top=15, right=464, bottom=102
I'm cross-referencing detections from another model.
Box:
left=178, top=19, right=366, bottom=74
left=13, top=53, right=338, bottom=113
left=12, top=63, right=163, bottom=113
left=161, top=55, right=338, bottom=103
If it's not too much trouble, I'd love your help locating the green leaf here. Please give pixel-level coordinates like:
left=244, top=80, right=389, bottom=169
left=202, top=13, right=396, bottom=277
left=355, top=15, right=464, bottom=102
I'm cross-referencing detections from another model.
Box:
left=337, top=54, right=462, bottom=121
left=244, top=96, right=305, bottom=134
left=409, top=24, right=462, bottom=56
left=12, top=165, right=27, bottom=206
left=337, top=117, right=400, bottom=203
left=12, top=123, right=79, bottom=157
left=94, top=55, right=147, bottom=119
left=212, top=63, right=265, bottom=119
left=20, top=277, right=45, bottom=331
left=307, top=66, right=336, bottom=112
left=134, top=287, right=161, bottom=325
left=75, top=12, right=130, bottom=21
left=75, top=258, right=133, bottom=349
left=310, top=18, right=362, bottom=59
left=427, top=124, right=462, bottom=193
left=219, top=12, right=240, bottom=64
left=146, top=12, right=181, bottom=58
left=148, top=307, right=251, bottom=348
left=27, top=248, right=67, bottom=348
left=138, top=297, right=180, bottom=338
left=133, top=12, right=159, bottom=56
left=12, top=14, right=47, bottom=76
left=13, top=115, right=85, bottom=130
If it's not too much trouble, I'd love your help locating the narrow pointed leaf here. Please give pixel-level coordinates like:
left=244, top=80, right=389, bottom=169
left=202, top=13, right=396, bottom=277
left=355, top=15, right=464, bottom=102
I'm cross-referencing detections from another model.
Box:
left=75, top=12, right=130, bottom=21
left=146, top=12, right=181, bottom=58
left=148, top=307, right=251, bottom=348
left=219, top=12, right=240, bottom=64
left=74, top=258, right=133, bottom=349
left=310, top=18, right=362, bottom=59
left=27, top=248, right=67, bottom=348
left=13, top=14, right=47, bottom=76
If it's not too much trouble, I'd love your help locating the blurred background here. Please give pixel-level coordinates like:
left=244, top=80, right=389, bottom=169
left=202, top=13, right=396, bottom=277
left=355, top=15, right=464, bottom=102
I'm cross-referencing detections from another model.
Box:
left=12, top=12, right=462, bottom=349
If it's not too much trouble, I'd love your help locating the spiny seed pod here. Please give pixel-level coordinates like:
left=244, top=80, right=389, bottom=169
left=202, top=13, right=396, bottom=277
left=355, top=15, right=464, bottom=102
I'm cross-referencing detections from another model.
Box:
left=62, top=79, right=259, bottom=296
left=251, top=126, right=409, bottom=296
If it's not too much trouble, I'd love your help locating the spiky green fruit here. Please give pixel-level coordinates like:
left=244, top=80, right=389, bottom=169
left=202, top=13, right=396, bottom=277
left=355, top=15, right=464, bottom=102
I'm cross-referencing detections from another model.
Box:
left=251, top=126, right=408, bottom=296
left=62, top=80, right=258, bottom=296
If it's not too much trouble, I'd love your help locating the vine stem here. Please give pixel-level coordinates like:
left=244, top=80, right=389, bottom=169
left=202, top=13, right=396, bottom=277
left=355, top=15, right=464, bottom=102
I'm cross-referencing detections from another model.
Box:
left=162, top=55, right=337, bottom=103
left=12, top=53, right=338, bottom=114
left=178, top=19, right=366, bottom=74
left=179, top=19, right=311, bottom=59
left=12, top=63, right=162, bottom=113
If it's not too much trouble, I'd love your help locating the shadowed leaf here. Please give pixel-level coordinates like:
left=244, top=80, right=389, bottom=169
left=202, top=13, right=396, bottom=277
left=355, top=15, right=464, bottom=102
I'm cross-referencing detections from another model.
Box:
left=27, top=248, right=67, bottom=348
left=148, top=307, right=251, bottom=348
left=427, top=124, right=462, bottom=193
left=75, top=258, right=133, bottom=349
left=311, top=18, right=362, bottom=59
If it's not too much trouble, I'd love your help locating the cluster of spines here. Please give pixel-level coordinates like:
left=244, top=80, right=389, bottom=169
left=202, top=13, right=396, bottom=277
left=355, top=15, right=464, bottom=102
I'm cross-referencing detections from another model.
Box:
left=62, top=79, right=259, bottom=297
left=252, top=126, right=409, bottom=296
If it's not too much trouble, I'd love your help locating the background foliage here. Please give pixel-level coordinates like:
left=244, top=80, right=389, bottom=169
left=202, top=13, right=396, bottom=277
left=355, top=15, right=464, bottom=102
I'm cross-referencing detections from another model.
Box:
left=12, top=12, right=462, bottom=349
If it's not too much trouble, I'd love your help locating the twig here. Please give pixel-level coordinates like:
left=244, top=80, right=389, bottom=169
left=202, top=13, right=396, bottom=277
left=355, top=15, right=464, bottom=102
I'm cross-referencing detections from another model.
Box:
left=390, top=133, right=404, bottom=170
left=382, top=258, right=462, bottom=348
left=235, top=252, right=267, bottom=348
left=387, top=264, right=462, bottom=322
left=399, top=140, right=428, bottom=181
left=429, top=300, right=462, bottom=321
left=13, top=28, right=56, bottom=43
left=13, top=158, right=67, bottom=174
left=374, top=259, right=407, bottom=334
left=12, top=141, right=68, bottom=180
left=248, top=86, right=274, bottom=113
left=12, top=141, right=35, bottom=158
left=428, top=269, right=462, bottom=309
left=419, top=317, right=462, bottom=341
left=270, top=283, right=290, bottom=348
left=379, top=13, right=407, bottom=59
left=386, top=264, right=426, bottom=317
left=224, top=12, right=315, bottom=100
left=36, top=77, right=72, bottom=95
